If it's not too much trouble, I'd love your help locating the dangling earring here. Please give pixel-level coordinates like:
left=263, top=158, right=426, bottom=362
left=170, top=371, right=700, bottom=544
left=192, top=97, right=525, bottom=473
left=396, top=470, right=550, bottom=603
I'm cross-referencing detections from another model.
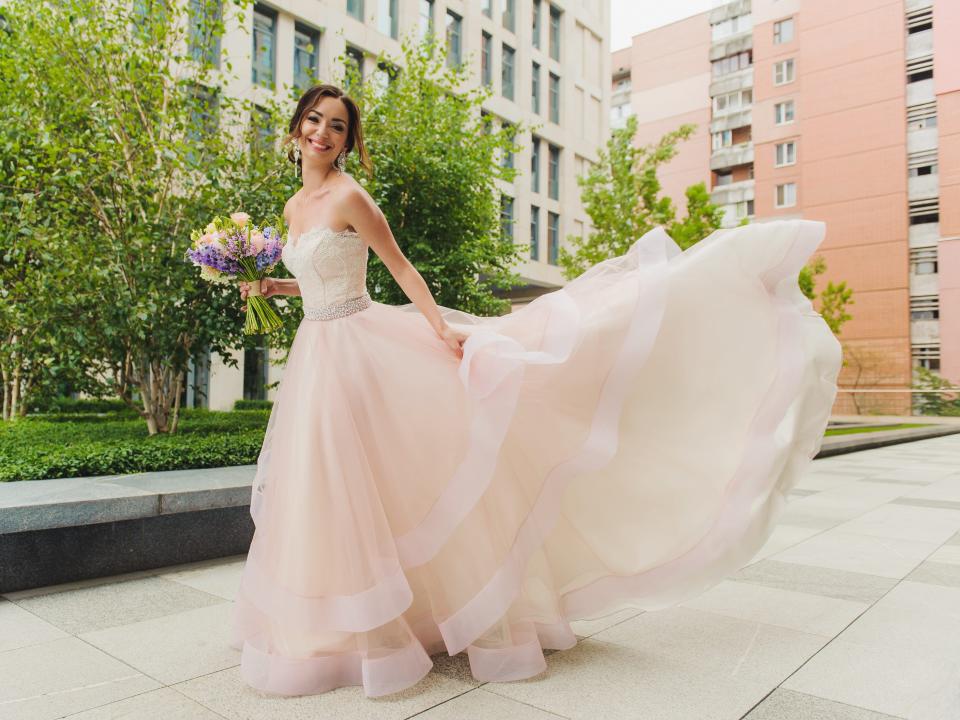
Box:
left=335, top=150, right=346, bottom=175
left=293, top=143, right=302, bottom=177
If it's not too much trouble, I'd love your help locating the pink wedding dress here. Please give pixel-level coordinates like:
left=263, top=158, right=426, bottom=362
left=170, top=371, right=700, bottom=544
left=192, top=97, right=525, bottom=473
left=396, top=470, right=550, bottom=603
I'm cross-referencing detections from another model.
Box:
left=229, top=219, right=842, bottom=697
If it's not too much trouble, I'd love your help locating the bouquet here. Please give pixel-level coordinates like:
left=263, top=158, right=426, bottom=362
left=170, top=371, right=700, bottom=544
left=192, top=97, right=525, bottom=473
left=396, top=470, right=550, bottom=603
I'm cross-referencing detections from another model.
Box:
left=185, top=211, right=286, bottom=335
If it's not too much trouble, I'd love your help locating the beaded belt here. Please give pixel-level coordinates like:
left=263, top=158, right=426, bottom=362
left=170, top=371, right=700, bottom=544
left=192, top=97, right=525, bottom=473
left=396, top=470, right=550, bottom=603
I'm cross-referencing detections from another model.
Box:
left=303, top=291, right=372, bottom=321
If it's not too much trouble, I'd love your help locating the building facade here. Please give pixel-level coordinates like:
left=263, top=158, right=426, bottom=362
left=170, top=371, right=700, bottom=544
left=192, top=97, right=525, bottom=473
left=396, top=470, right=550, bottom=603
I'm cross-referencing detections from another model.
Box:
left=612, top=0, right=959, bottom=414
left=183, top=0, right=611, bottom=410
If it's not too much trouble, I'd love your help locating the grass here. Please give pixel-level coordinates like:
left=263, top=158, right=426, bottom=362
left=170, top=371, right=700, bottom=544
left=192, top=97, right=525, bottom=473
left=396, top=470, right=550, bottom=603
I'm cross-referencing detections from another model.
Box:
left=824, top=423, right=930, bottom=437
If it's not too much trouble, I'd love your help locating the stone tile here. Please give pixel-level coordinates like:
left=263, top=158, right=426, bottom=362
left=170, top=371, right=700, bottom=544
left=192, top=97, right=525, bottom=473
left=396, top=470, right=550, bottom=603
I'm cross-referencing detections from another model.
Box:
left=79, top=602, right=238, bottom=685
left=777, top=483, right=907, bottom=529
left=483, top=636, right=805, bottom=720
left=3, top=568, right=159, bottom=601
left=157, top=557, right=245, bottom=601
left=679, top=580, right=868, bottom=637
left=173, top=664, right=475, bottom=720
left=62, top=687, right=225, bottom=719
left=834, top=503, right=960, bottom=544
left=743, top=687, right=905, bottom=719
left=0, top=637, right=160, bottom=720
left=745, top=524, right=825, bottom=564
left=859, top=477, right=933, bottom=487
left=926, top=544, right=960, bottom=565
left=428, top=652, right=482, bottom=687
left=900, top=476, right=960, bottom=503
left=838, top=581, right=960, bottom=659
left=770, top=530, right=939, bottom=579
left=948, top=531, right=960, bottom=546
left=8, top=576, right=226, bottom=635
left=905, top=561, right=960, bottom=589
left=568, top=605, right=643, bottom=638
left=414, top=688, right=567, bottom=719
left=788, top=488, right=821, bottom=497
left=792, top=472, right=862, bottom=492
left=0, top=597, right=68, bottom=652
left=782, top=637, right=960, bottom=719
left=891, top=497, right=960, bottom=512
left=731, top=559, right=896, bottom=604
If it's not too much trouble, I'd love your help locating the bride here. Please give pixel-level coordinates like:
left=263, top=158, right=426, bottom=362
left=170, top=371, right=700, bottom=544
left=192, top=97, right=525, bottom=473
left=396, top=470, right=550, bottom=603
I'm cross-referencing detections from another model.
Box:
left=232, top=82, right=841, bottom=698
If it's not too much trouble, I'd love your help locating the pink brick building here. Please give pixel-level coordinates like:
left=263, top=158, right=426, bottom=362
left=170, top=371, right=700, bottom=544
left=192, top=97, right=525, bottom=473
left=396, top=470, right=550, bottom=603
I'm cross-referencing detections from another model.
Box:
left=612, top=0, right=958, bottom=414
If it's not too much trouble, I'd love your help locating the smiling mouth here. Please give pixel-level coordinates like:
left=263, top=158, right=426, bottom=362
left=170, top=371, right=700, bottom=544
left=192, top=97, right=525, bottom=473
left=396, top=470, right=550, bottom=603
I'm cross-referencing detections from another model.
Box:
left=308, top=139, right=332, bottom=151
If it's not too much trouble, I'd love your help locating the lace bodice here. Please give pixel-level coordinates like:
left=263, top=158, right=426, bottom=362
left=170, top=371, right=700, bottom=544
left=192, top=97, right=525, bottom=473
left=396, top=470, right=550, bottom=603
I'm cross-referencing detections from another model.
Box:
left=282, top=226, right=369, bottom=313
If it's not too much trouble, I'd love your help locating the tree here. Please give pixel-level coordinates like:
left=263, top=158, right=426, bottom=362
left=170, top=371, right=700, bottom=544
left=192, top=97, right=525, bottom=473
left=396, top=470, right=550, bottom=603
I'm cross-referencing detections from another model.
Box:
left=559, top=114, right=724, bottom=279
left=798, top=255, right=854, bottom=335
left=347, top=32, right=527, bottom=316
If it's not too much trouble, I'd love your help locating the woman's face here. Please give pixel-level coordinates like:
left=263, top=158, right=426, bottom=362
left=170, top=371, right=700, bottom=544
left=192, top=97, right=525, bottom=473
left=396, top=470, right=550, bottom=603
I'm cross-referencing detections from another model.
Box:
left=298, top=96, right=350, bottom=166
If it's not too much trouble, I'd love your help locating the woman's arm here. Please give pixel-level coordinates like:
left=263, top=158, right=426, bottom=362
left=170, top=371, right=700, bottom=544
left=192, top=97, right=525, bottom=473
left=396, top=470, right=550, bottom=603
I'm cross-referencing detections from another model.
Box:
left=276, top=278, right=300, bottom=297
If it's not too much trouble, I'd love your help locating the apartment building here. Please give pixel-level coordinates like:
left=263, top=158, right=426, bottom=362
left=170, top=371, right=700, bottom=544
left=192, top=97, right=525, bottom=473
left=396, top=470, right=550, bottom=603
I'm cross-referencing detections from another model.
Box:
left=180, top=0, right=611, bottom=410
left=611, top=0, right=959, bottom=414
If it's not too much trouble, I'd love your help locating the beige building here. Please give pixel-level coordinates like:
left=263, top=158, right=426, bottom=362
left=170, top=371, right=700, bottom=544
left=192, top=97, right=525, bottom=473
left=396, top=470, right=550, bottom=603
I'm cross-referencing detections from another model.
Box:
left=185, top=0, right=612, bottom=410
left=611, top=0, right=959, bottom=415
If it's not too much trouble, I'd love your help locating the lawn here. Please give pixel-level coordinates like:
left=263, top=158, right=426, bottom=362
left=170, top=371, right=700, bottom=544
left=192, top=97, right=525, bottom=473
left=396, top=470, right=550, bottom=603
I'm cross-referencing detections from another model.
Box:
left=824, top=423, right=929, bottom=436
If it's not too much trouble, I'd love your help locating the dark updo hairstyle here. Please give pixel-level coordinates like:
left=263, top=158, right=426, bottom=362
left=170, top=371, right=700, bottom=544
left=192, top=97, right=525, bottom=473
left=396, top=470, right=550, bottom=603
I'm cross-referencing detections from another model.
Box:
left=283, top=83, right=374, bottom=178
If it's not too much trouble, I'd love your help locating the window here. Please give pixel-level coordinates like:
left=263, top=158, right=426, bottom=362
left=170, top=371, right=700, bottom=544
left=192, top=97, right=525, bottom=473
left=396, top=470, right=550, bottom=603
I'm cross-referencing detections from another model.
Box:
left=502, top=0, right=515, bottom=32
left=734, top=199, right=754, bottom=218
left=482, top=0, right=492, bottom=19
left=549, top=72, right=560, bottom=123
left=347, top=0, right=364, bottom=21
left=913, top=343, right=940, bottom=371
left=712, top=51, right=752, bottom=78
left=773, top=18, right=794, bottom=44
left=711, top=14, right=752, bottom=40
left=446, top=11, right=462, bottom=68
left=775, top=141, right=796, bottom=166
left=910, top=247, right=938, bottom=275
left=907, top=102, right=937, bottom=130
left=907, top=8, right=933, bottom=34
left=502, top=44, right=515, bottom=100
left=713, top=88, right=752, bottom=114
left=243, top=343, right=269, bottom=400
left=501, top=121, right=514, bottom=168
left=775, top=182, right=797, bottom=208
left=345, top=45, right=364, bottom=89
left=549, top=5, right=561, bottom=61
left=481, top=32, right=493, bottom=86
left=377, top=0, right=398, bottom=39
left=774, top=100, right=795, bottom=124
left=910, top=295, right=939, bottom=321
left=188, top=0, right=221, bottom=68
left=907, top=56, right=934, bottom=83
left=530, top=205, right=540, bottom=260
left=909, top=198, right=939, bottom=225
left=187, top=83, right=219, bottom=163
left=501, top=194, right=515, bottom=241
left=252, top=5, right=277, bottom=88
left=712, top=130, right=732, bottom=150
left=419, top=0, right=434, bottom=40
left=250, top=104, right=274, bottom=151
left=548, top=143, right=560, bottom=200
left=531, top=136, right=541, bottom=192
left=532, top=0, right=542, bottom=49
left=547, top=211, right=559, bottom=264
left=531, top=62, right=541, bottom=114
left=294, top=24, right=320, bottom=92
left=715, top=171, right=733, bottom=186
left=774, top=58, right=794, bottom=85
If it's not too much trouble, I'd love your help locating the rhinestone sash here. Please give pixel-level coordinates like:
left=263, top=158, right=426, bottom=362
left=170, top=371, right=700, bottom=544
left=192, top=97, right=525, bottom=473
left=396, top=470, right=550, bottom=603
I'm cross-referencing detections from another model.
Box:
left=303, top=291, right=372, bottom=321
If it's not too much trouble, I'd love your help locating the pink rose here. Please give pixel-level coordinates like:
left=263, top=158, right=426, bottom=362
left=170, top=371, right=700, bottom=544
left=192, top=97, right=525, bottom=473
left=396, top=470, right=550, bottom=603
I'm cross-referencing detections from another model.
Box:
left=200, top=233, right=216, bottom=245
left=251, top=231, right=266, bottom=253
left=230, top=212, right=250, bottom=227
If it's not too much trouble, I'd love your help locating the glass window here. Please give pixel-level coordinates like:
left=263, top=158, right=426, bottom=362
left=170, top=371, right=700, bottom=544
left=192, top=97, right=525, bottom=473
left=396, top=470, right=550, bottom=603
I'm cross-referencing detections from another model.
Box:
left=531, top=62, right=540, bottom=114
left=549, top=5, right=561, bottom=61
left=377, top=0, right=398, bottom=39
left=715, top=171, right=732, bottom=186
left=243, top=344, right=268, bottom=400
left=502, top=122, right=514, bottom=168
left=446, top=11, right=462, bottom=68
left=419, top=0, right=434, bottom=40
left=347, top=0, right=364, bottom=21
left=501, top=194, right=514, bottom=241
left=775, top=182, right=797, bottom=207
left=188, top=0, right=222, bottom=68
left=502, top=0, right=515, bottom=32
left=549, top=72, right=560, bottom=124
left=502, top=44, right=515, bottom=100
left=774, top=58, right=794, bottom=85
left=294, top=25, right=320, bottom=92
left=251, top=105, right=274, bottom=151
left=345, top=45, right=364, bottom=90
left=547, top=211, right=559, bottom=264
left=548, top=143, right=559, bottom=200
left=530, top=205, right=540, bottom=261
left=773, top=18, right=794, bottom=44
left=774, top=100, right=794, bottom=124
left=532, top=0, right=542, bottom=49
left=482, top=0, right=493, bottom=18
left=252, top=5, right=277, bottom=88
left=775, top=141, right=796, bottom=166
left=531, top=136, right=541, bottom=193
left=481, top=32, right=492, bottom=87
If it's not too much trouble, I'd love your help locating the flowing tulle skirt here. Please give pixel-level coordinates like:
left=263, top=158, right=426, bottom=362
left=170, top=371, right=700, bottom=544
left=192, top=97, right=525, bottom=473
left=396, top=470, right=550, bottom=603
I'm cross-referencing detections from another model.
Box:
left=229, top=219, right=842, bottom=697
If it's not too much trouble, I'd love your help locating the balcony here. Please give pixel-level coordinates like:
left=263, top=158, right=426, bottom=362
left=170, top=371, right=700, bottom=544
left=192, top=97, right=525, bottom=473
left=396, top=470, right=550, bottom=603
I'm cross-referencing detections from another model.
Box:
left=910, top=319, right=940, bottom=343
left=710, top=67, right=753, bottom=97
left=907, top=127, right=938, bottom=154
left=710, top=178, right=754, bottom=206
left=906, top=78, right=935, bottom=106
left=906, top=29, right=934, bottom=60
left=910, top=272, right=938, bottom=296
left=909, top=222, right=940, bottom=247
left=710, top=108, right=752, bottom=133
left=709, top=32, right=752, bottom=62
left=710, top=142, right=754, bottom=171
left=908, top=174, right=939, bottom=201
left=709, top=0, right=751, bottom=25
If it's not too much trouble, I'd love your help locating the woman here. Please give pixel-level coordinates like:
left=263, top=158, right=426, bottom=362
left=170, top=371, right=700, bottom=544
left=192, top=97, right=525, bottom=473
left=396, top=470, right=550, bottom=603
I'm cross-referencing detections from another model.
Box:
left=231, top=83, right=842, bottom=698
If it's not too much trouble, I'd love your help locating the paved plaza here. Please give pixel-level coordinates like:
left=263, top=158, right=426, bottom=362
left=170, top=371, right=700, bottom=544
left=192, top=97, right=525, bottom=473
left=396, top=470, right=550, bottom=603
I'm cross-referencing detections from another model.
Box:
left=2, top=435, right=960, bottom=720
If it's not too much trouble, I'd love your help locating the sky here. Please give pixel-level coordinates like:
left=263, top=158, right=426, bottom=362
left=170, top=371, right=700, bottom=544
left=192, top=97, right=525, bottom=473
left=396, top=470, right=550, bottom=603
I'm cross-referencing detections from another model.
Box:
left=610, top=0, right=718, bottom=53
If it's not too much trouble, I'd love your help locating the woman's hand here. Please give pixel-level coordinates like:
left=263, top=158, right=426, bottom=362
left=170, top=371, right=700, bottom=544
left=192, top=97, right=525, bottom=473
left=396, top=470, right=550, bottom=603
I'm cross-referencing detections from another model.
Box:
left=438, top=324, right=471, bottom=360
left=239, top=278, right=280, bottom=311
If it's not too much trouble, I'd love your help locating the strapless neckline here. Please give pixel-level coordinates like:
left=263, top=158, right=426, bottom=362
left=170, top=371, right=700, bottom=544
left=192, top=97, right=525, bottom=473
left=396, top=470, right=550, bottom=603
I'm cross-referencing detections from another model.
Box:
left=289, top=225, right=360, bottom=249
